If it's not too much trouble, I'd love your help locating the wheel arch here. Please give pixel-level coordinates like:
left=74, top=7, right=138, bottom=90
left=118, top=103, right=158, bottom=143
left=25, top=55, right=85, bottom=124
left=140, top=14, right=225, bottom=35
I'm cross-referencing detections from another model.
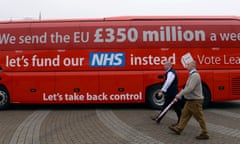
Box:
left=0, top=84, right=10, bottom=110
left=201, top=81, right=212, bottom=108
left=145, top=82, right=164, bottom=109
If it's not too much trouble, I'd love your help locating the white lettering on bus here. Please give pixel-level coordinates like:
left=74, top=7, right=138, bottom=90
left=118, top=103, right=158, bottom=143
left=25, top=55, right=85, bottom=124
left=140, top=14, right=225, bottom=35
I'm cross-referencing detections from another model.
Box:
left=6, top=55, right=29, bottom=67
left=196, top=54, right=240, bottom=65
left=143, top=26, right=206, bottom=42
left=110, top=92, right=142, bottom=101
left=50, top=32, right=70, bottom=44
left=63, top=57, right=85, bottom=67
left=65, top=93, right=84, bottom=101
left=219, top=32, right=240, bottom=41
left=19, top=32, right=47, bottom=44
left=197, top=55, right=221, bottom=64
left=73, top=32, right=89, bottom=43
left=43, top=92, right=142, bottom=102
left=86, top=92, right=108, bottom=101
left=43, top=93, right=63, bottom=101
left=94, top=27, right=138, bottom=43
left=224, top=55, right=240, bottom=64
left=31, top=54, right=60, bottom=67
left=0, top=33, right=16, bottom=44
left=130, top=53, right=176, bottom=66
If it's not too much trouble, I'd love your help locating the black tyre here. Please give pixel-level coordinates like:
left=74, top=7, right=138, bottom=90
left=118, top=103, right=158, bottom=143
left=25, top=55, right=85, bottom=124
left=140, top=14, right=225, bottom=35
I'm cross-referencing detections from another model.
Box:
left=146, top=84, right=164, bottom=109
left=202, top=85, right=211, bottom=108
left=0, top=87, right=10, bottom=110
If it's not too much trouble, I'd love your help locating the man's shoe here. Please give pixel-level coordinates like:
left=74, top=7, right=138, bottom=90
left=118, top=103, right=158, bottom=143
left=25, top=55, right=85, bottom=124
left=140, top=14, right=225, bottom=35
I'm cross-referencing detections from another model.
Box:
left=195, top=134, right=209, bottom=140
left=168, top=126, right=181, bottom=135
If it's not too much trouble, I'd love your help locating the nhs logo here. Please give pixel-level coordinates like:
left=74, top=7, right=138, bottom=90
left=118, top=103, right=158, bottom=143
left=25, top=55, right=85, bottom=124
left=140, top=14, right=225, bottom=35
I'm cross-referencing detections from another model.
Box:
left=90, top=52, right=125, bottom=67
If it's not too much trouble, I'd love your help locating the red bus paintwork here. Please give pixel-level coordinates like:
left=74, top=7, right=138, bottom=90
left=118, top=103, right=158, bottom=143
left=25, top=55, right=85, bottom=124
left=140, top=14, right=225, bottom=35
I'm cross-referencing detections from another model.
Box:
left=0, top=16, right=240, bottom=106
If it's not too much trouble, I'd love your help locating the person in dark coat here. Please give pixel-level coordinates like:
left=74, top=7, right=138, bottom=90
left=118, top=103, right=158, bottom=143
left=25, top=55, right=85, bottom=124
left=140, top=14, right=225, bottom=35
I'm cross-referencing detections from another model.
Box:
left=152, top=60, right=182, bottom=126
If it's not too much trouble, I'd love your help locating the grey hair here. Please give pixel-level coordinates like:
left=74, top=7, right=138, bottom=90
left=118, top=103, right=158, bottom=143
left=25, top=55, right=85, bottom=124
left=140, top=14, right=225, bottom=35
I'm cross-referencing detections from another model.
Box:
left=163, top=60, right=172, bottom=66
left=190, top=60, right=196, bottom=68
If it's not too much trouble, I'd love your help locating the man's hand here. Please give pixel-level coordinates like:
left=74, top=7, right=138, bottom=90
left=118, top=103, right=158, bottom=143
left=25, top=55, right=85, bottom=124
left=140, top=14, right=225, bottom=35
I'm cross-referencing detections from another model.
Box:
left=174, top=93, right=181, bottom=101
left=158, top=91, right=163, bottom=97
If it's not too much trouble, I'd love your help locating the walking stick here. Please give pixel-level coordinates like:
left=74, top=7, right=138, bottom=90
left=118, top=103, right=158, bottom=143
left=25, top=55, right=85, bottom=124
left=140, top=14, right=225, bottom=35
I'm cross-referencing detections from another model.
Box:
left=155, top=98, right=178, bottom=121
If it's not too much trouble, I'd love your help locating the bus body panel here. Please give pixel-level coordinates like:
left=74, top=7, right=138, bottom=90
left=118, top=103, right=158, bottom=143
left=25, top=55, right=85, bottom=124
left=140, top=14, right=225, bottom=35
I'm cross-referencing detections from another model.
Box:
left=55, top=72, right=99, bottom=104
left=99, top=71, right=144, bottom=103
left=10, top=72, right=55, bottom=103
left=1, top=19, right=240, bottom=50
left=0, top=16, right=240, bottom=108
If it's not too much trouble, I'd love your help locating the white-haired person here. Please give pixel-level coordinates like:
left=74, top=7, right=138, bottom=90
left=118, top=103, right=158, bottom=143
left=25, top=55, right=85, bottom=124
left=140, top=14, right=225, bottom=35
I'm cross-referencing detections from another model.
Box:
left=152, top=60, right=182, bottom=126
left=169, top=60, right=209, bottom=140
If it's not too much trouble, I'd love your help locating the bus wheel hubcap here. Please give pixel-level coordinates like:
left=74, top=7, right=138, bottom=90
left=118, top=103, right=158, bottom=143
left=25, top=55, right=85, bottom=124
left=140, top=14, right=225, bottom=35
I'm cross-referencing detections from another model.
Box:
left=0, top=91, right=6, bottom=105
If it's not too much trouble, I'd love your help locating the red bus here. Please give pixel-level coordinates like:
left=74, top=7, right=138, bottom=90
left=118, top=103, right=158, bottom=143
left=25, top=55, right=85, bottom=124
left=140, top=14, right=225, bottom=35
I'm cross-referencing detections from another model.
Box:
left=0, top=16, right=239, bottom=109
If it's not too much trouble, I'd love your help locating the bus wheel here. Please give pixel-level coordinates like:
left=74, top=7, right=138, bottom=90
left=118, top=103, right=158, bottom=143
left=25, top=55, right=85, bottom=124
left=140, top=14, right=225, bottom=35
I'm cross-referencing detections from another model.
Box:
left=0, top=87, right=10, bottom=110
left=146, top=85, right=164, bottom=109
left=202, top=85, right=211, bottom=108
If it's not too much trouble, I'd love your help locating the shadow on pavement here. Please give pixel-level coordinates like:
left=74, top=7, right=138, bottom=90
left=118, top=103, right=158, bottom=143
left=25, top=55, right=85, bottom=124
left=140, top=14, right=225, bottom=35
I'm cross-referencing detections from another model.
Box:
left=7, top=103, right=147, bottom=111
left=208, top=100, right=240, bottom=109
left=5, top=100, right=240, bottom=111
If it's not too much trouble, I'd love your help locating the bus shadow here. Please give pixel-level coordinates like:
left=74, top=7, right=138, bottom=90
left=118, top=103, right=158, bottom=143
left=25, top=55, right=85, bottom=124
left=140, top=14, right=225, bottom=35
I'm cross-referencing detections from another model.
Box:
left=8, top=103, right=147, bottom=111
left=208, top=100, right=240, bottom=109
left=7, top=101, right=240, bottom=111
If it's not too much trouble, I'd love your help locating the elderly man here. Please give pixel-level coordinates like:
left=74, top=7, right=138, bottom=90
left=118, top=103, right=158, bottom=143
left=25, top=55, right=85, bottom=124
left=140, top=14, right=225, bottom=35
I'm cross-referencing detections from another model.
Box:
left=152, top=60, right=182, bottom=126
left=168, top=60, right=209, bottom=140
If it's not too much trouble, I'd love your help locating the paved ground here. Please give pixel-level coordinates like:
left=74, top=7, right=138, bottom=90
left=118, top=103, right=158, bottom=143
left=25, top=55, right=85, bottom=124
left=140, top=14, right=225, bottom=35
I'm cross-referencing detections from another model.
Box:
left=0, top=101, right=239, bottom=144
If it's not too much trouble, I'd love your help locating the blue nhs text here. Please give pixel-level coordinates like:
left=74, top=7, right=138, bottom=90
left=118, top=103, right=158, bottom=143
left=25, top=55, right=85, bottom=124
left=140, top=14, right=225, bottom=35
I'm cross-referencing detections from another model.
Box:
left=90, top=52, right=125, bottom=67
